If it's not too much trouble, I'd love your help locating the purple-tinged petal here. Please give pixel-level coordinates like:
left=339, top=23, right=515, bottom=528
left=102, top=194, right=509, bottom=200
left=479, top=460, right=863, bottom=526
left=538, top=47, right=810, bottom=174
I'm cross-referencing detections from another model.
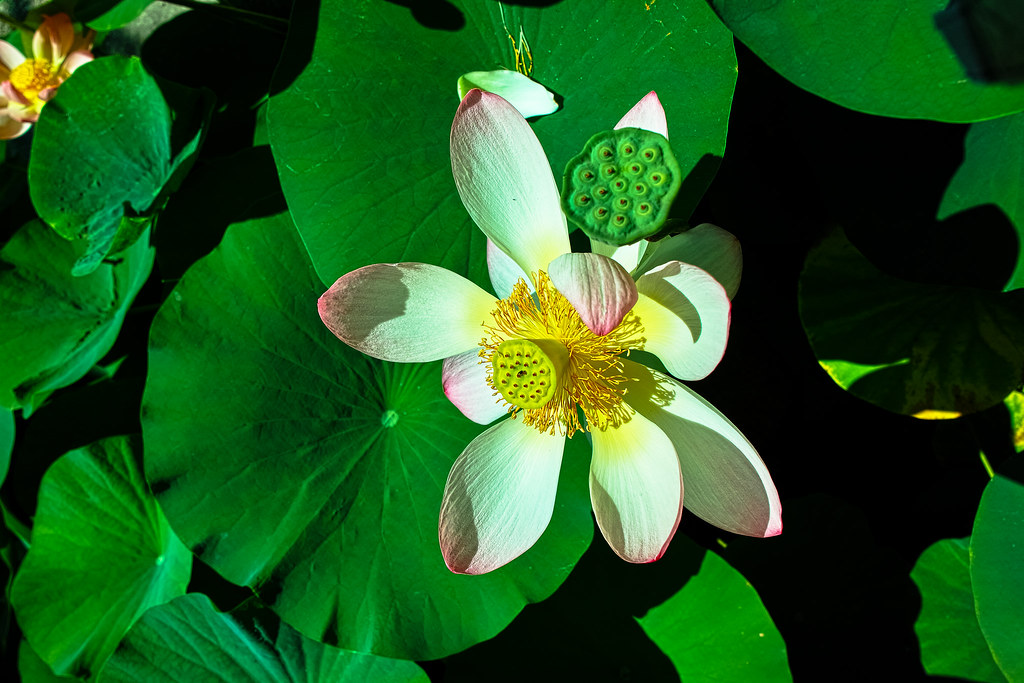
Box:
left=622, top=359, right=782, bottom=537
left=439, top=418, right=565, bottom=574
left=548, top=252, right=638, bottom=336
left=614, top=91, right=669, bottom=140
left=590, top=409, right=683, bottom=563
left=442, top=348, right=507, bottom=425
left=632, top=261, right=730, bottom=380
left=0, top=42, right=25, bottom=71
left=635, top=223, right=742, bottom=299
left=318, top=263, right=496, bottom=363
left=451, top=89, right=570, bottom=279
left=487, top=239, right=531, bottom=299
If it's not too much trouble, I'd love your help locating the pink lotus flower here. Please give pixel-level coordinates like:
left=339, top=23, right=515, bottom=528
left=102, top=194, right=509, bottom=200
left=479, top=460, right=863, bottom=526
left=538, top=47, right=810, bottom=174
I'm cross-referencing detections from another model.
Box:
left=0, top=13, right=94, bottom=139
left=319, top=89, right=781, bottom=574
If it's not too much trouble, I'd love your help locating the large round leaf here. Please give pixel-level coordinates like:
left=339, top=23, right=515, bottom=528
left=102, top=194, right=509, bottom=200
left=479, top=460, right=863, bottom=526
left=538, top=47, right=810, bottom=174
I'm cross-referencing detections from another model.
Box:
left=28, top=56, right=181, bottom=274
left=911, top=537, right=1005, bottom=682
left=10, top=435, right=191, bottom=678
left=103, top=594, right=427, bottom=683
left=799, top=229, right=1024, bottom=417
left=0, top=220, right=153, bottom=416
left=636, top=550, right=792, bottom=682
left=268, top=0, right=736, bottom=289
left=710, top=0, right=1024, bottom=122
left=939, top=112, right=1024, bottom=292
left=141, top=213, right=593, bottom=659
left=971, top=473, right=1024, bottom=680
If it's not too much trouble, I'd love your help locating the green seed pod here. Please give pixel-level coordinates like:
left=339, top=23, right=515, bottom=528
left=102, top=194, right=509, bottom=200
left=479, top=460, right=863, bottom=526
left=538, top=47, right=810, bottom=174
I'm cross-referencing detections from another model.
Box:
left=561, top=127, right=681, bottom=245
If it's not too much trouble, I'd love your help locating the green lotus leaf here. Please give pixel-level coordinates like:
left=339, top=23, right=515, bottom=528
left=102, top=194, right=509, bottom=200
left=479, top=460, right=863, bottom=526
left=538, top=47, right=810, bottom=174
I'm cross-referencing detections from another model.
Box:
left=141, top=212, right=593, bottom=660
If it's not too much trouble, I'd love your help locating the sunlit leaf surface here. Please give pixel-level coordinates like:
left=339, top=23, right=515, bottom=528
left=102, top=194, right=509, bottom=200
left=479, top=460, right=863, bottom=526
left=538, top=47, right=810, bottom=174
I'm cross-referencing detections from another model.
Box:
left=102, top=594, right=428, bottom=683
left=141, top=212, right=593, bottom=659
left=10, top=435, right=191, bottom=678
left=637, top=550, right=792, bottom=682
left=710, top=0, right=1024, bottom=121
left=268, top=0, right=736, bottom=289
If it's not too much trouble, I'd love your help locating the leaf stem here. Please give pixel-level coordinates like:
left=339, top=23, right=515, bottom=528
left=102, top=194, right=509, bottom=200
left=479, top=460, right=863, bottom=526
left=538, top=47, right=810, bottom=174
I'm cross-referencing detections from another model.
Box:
left=0, top=12, right=31, bottom=32
left=157, top=0, right=288, bottom=28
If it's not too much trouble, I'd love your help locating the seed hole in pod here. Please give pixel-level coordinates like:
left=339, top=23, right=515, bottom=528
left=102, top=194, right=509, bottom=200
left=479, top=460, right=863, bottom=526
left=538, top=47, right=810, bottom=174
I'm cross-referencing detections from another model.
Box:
left=576, top=194, right=590, bottom=206
left=617, top=198, right=629, bottom=209
left=650, top=172, right=663, bottom=185
left=638, top=202, right=651, bottom=214
left=601, top=164, right=617, bottom=177
left=643, top=148, right=657, bottom=161
left=613, top=214, right=627, bottom=227
left=630, top=181, right=647, bottom=197
left=613, top=180, right=626, bottom=192
left=622, top=143, right=634, bottom=155
left=581, top=169, right=595, bottom=181
left=597, top=187, right=608, bottom=197
left=595, top=207, right=608, bottom=218
left=600, top=146, right=614, bottom=159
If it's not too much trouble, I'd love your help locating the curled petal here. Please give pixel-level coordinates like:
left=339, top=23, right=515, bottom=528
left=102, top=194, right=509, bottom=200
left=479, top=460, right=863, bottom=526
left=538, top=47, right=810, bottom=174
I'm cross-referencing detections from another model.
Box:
left=632, top=261, right=730, bottom=380
left=590, top=409, right=683, bottom=563
left=548, top=252, right=638, bottom=336
left=33, top=14, right=75, bottom=63
left=590, top=237, right=649, bottom=275
left=2, top=81, right=29, bottom=106
left=486, top=239, right=532, bottom=299
left=635, top=223, right=742, bottom=298
left=439, top=418, right=565, bottom=574
left=614, top=91, right=669, bottom=140
left=318, top=263, right=496, bottom=363
left=622, top=359, right=782, bottom=537
left=451, top=89, right=570, bottom=279
left=442, top=348, right=508, bottom=425
left=457, top=70, right=558, bottom=119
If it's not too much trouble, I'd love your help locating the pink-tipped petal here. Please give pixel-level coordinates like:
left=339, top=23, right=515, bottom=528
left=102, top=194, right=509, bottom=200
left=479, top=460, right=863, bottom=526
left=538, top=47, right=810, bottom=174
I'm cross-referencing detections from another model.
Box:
left=451, top=89, right=570, bottom=279
left=548, top=252, right=638, bottom=336
left=62, top=50, right=93, bottom=75
left=2, top=81, right=29, bottom=106
left=614, top=91, right=669, bottom=140
left=442, top=349, right=508, bottom=425
left=318, top=263, right=496, bottom=363
left=0, top=42, right=24, bottom=72
left=0, top=115, right=31, bottom=139
left=632, top=261, right=731, bottom=380
left=622, top=359, right=781, bottom=537
left=635, top=224, right=742, bottom=299
left=486, top=238, right=532, bottom=299
left=33, top=14, right=75, bottom=63
left=439, top=418, right=565, bottom=574
left=590, top=409, right=683, bottom=563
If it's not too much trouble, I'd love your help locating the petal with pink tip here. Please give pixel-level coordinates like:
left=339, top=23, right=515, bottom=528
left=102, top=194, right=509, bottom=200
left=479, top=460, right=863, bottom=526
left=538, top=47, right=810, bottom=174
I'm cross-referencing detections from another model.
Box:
left=635, top=223, right=742, bottom=299
left=451, top=89, right=570, bottom=279
left=486, top=239, right=532, bottom=299
left=0, top=42, right=23, bottom=72
left=632, top=261, right=730, bottom=380
left=614, top=91, right=669, bottom=140
left=590, top=409, right=683, bottom=563
left=33, top=14, right=75, bottom=63
left=622, top=359, right=782, bottom=537
left=548, top=252, right=638, bottom=336
left=442, top=348, right=508, bottom=425
left=439, top=418, right=565, bottom=574
left=318, top=263, right=496, bottom=363
left=0, top=115, right=31, bottom=140
left=2, top=81, right=29, bottom=106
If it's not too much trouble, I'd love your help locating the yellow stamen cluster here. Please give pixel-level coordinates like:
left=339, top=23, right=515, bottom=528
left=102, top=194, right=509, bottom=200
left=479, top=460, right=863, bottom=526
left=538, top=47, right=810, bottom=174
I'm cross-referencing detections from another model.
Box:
left=481, top=270, right=645, bottom=436
left=9, top=58, right=61, bottom=104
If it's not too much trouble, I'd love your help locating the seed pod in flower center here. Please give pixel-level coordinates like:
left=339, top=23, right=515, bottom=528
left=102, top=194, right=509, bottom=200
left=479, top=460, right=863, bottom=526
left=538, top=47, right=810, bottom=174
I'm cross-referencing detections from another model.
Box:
left=9, top=59, right=61, bottom=102
left=490, top=338, right=566, bottom=409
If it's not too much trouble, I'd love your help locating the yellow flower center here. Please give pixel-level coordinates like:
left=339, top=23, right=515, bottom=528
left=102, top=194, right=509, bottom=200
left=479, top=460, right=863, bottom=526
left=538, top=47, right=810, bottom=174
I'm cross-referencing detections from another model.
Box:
left=482, top=270, right=645, bottom=436
left=9, top=58, right=61, bottom=103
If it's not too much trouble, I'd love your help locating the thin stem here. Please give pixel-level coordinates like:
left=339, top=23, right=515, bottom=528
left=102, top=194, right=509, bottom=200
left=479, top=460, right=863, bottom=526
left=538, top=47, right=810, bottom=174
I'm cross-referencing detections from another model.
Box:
left=0, top=12, right=31, bottom=32
left=159, top=0, right=288, bottom=27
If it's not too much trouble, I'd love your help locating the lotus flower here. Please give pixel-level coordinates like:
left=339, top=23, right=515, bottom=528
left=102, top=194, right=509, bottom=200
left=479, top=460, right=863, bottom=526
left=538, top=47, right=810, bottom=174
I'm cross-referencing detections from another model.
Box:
left=318, top=89, right=781, bottom=574
left=0, top=13, right=94, bottom=139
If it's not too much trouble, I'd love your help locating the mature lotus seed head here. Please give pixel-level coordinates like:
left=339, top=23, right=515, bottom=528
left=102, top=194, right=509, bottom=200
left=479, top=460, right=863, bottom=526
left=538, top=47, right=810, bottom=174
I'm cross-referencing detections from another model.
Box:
left=490, top=338, right=566, bottom=410
left=561, top=127, right=681, bottom=246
